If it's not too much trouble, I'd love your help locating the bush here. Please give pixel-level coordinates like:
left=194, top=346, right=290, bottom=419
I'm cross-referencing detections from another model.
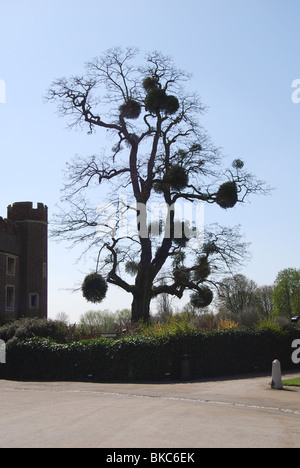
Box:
left=0, top=318, right=68, bottom=344
left=0, top=325, right=299, bottom=382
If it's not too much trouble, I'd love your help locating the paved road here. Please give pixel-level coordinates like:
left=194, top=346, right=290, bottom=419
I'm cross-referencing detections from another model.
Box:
left=0, top=373, right=300, bottom=448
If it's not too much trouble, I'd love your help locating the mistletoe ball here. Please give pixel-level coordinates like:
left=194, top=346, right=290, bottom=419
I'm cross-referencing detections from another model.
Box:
left=119, top=99, right=141, bottom=119
left=190, top=287, right=213, bottom=308
left=216, top=182, right=238, bottom=209
left=82, top=273, right=108, bottom=303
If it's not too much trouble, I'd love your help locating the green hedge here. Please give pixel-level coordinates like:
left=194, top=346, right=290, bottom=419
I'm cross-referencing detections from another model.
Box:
left=0, top=327, right=299, bottom=382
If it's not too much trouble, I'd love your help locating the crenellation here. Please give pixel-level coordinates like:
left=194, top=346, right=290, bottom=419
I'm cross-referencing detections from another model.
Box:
left=8, top=202, right=48, bottom=223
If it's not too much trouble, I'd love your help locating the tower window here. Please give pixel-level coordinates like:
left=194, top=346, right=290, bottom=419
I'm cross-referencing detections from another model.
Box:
left=5, top=286, right=15, bottom=311
left=29, top=293, right=39, bottom=310
left=6, top=256, right=16, bottom=276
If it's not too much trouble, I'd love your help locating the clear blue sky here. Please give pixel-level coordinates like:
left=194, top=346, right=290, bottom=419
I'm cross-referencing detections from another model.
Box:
left=1, top=0, right=300, bottom=322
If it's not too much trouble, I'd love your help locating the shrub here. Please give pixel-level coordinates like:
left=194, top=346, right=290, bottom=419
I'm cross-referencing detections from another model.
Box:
left=0, top=318, right=68, bottom=344
left=256, top=317, right=279, bottom=332
left=217, top=318, right=239, bottom=330
left=0, top=324, right=299, bottom=383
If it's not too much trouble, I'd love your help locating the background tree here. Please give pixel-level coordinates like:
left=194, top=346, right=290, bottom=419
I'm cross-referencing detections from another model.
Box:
left=273, top=268, right=300, bottom=317
left=155, top=282, right=173, bottom=323
left=217, top=275, right=274, bottom=325
left=78, top=309, right=116, bottom=334
left=47, top=47, right=266, bottom=322
left=115, top=308, right=132, bottom=328
left=255, top=285, right=274, bottom=318
left=217, top=274, right=258, bottom=317
left=291, top=285, right=300, bottom=316
left=55, top=312, right=70, bottom=325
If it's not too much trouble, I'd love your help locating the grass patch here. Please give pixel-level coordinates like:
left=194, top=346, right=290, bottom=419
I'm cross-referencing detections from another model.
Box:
left=282, top=378, right=300, bottom=387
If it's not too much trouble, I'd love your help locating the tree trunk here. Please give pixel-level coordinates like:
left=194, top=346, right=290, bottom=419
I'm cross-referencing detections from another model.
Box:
left=131, top=201, right=154, bottom=322
left=131, top=289, right=152, bottom=323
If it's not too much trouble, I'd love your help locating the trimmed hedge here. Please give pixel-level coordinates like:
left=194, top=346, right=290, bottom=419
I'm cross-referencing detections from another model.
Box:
left=0, top=327, right=299, bottom=382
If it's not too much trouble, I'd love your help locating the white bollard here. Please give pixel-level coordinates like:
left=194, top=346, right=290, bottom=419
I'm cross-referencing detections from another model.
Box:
left=271, top=359, right=283, bottom=390
left=0, top=340, right=6, bottom=364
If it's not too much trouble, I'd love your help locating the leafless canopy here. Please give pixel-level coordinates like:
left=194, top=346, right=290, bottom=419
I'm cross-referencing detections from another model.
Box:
left=46, top=47, right=268, bottom=321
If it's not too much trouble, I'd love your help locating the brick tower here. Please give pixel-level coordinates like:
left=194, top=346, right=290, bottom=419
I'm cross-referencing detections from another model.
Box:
left=6, top=202, right=48, bottom=319
left=0, top=217, right=21, bottom=320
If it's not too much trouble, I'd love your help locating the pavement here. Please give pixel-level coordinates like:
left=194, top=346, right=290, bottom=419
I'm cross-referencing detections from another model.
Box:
left=0, top=372, right=300, bottom=448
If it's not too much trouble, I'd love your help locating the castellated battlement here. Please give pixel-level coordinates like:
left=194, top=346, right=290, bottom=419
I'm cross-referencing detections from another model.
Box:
left=7, top=202, right=48, bottom=223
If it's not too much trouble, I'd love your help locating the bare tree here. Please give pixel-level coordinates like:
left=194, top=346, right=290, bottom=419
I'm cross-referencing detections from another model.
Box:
left=155, top=281, right=173, bottom=323
left=217, top=274, right=258, bottom=316
left=47, top=47, right=267, bottom=322
left=255, top=285, right=274, bottom=318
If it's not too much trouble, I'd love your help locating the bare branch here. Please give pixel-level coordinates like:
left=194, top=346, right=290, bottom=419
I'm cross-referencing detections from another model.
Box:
left=47, top=47, right=268, bottom=321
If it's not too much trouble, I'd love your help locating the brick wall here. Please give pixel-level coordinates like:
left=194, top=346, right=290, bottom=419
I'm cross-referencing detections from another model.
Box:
left=0, top=202, right=48, bottom=321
